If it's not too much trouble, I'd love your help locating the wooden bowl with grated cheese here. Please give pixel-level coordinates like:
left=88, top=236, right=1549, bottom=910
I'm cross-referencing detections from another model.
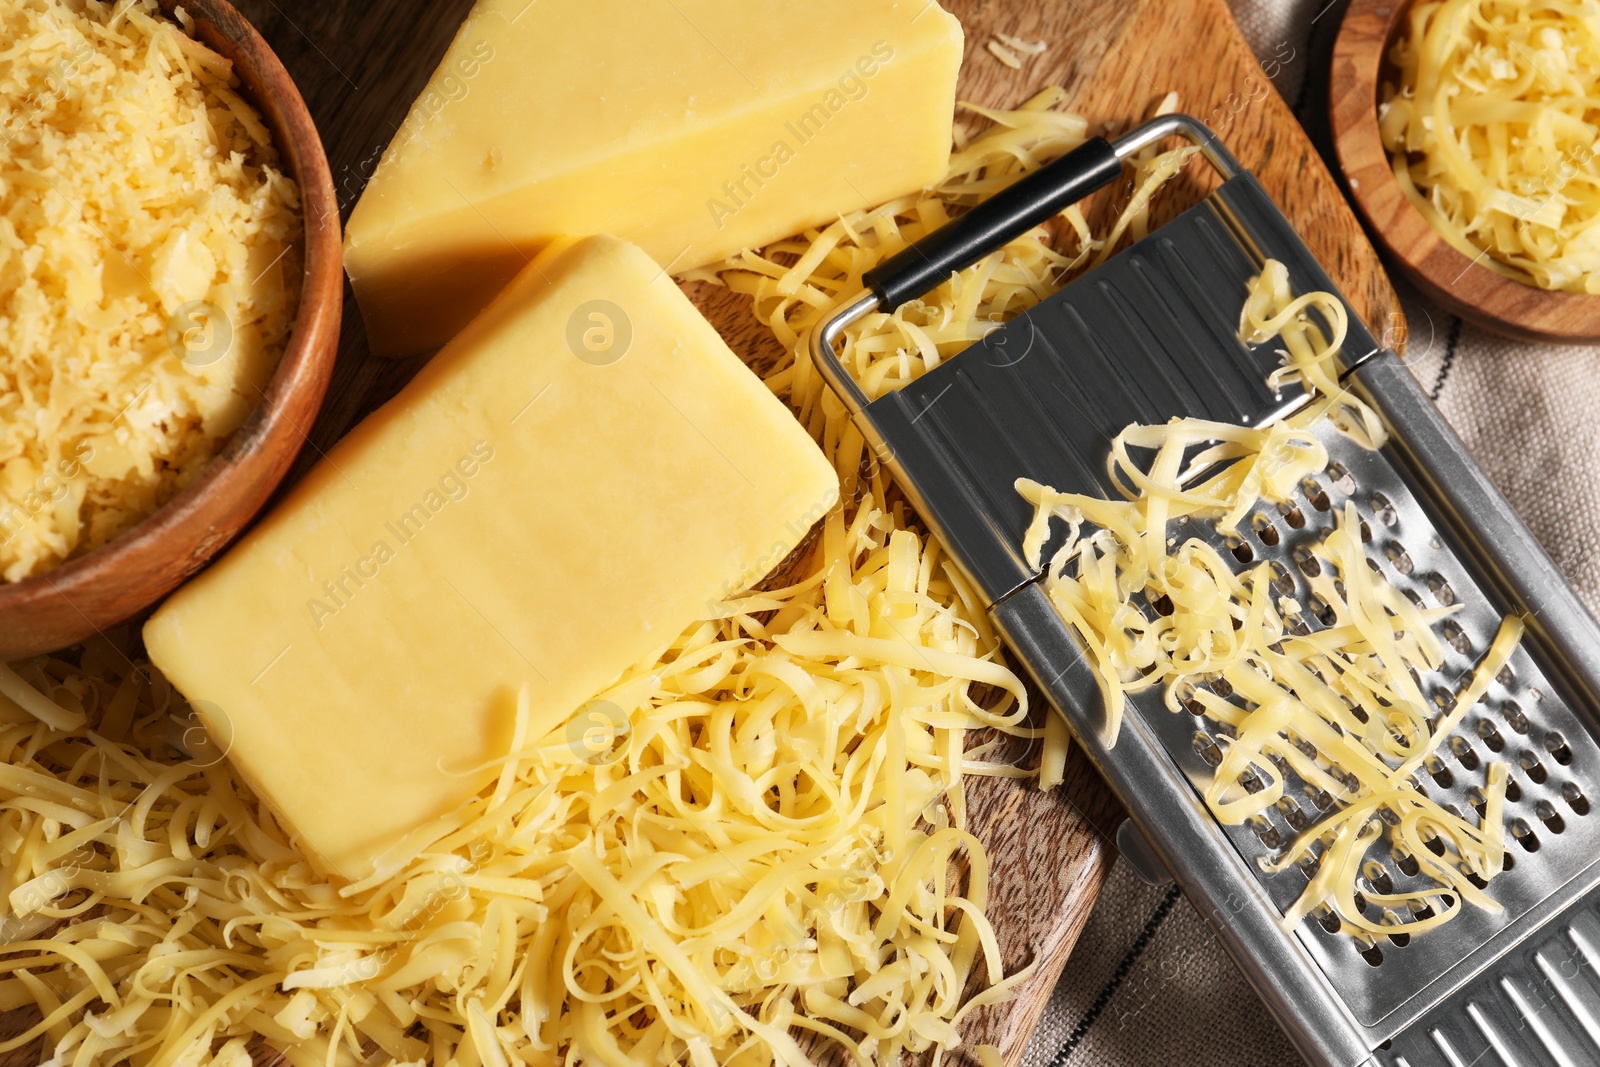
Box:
left=0, top=0, right=341, bottom=658
left=1331, top=0, right=1600, bottom=342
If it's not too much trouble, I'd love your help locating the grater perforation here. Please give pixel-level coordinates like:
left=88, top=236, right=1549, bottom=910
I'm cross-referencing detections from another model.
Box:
left=809, top=115, right=1600, bottom=1065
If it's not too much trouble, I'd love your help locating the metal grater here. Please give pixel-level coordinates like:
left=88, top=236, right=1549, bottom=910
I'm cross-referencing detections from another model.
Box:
left=808, top=115, right=1600, bottom=1067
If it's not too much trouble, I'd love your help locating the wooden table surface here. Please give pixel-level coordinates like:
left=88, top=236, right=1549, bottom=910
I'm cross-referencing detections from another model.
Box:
left=10, top=0, right=1401, bottom=1062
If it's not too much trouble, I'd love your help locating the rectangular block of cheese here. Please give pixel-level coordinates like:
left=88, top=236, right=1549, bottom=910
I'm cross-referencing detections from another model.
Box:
left=344, top=0, right=963, bottom=358
left=144, top=235, right=839, bottom=879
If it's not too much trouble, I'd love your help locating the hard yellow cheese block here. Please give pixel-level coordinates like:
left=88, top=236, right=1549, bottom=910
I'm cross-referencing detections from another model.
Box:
left=344, top=0, right=963, bottom=358
left=145, top=235, right=839, bottom=879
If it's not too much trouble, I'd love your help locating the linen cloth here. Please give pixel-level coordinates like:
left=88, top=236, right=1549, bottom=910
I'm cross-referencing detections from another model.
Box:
left=1020, top=1, right=1600, bottom=1063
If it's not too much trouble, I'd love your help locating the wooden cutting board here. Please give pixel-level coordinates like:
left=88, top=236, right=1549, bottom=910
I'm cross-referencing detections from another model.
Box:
left=6, top=1, right=1400, bottom=1063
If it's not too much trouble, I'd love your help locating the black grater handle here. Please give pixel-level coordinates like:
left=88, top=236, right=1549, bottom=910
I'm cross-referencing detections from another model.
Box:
left=862, top=137, right=1124, bottom=311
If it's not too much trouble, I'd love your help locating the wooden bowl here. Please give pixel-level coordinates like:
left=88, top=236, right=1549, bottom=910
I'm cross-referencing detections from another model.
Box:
left=0, top=0, right=341, bottom=660
left=1330, top=0, right=1600, bottom=342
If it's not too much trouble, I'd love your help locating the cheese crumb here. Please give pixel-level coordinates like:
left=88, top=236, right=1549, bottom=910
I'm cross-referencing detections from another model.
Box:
left=986, top=38, right=1024, bottom=69
left=987, top=32, right=1049, bottom=69
left=995, top=31, right=1049, bottom=55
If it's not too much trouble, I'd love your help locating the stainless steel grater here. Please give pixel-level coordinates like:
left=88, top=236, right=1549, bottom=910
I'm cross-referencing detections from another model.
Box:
left=809, top=115, right=1600, bottom=1067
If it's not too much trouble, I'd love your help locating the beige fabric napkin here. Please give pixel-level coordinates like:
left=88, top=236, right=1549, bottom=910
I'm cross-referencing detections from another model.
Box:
left=1022, top=1, right=1600, bottom=1062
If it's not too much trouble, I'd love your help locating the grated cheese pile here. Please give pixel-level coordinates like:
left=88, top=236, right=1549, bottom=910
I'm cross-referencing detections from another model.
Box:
left=1017, top=259, right=1519, bottom=942
left=0, top=515, right=1034, bottom=1066
left=0, top=0, right=302, bottom=582
left=0, top=90, right=1201, bottom=1066
left=1381, top=0, right=1600, bottom=292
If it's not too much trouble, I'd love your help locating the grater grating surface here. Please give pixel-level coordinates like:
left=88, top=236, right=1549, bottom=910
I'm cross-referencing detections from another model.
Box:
left=810, top=116, right=1600, bottom=1065
left=1136, top=419, right=1600, bottom=1026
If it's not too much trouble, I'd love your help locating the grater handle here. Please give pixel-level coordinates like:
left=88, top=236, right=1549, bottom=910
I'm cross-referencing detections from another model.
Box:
left=859, top=114, right=1241, bottom=312
left=862, top=138, right=1123, bottom=311
left=812, top=115, right=1243, bottom=417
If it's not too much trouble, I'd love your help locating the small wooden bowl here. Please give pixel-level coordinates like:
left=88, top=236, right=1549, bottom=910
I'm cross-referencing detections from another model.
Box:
left=1330, top=0, right=1600, bottom=342
left=0, top=0, right=341, bottom=660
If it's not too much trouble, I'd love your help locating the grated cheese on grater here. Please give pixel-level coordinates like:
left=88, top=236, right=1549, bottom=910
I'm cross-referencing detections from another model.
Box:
left=1017, top=260, right=1518, bottom=940
left=0, top=0, right=302, bottom=582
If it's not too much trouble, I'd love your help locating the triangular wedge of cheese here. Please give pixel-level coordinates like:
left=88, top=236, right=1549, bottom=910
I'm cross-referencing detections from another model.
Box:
left=344, top=0, right=964, bottom=357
